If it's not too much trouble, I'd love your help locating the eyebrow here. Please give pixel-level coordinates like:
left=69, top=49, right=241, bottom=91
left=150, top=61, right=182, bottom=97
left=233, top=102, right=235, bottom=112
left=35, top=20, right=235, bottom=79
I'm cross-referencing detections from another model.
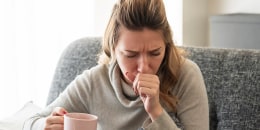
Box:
left=125, top=47, right=162, bottom=53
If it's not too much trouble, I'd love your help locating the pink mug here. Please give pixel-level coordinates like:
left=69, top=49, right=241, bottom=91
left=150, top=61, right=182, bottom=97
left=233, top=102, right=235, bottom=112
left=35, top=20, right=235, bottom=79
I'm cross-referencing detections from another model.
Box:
left=64, top=113, right=98, bottom=130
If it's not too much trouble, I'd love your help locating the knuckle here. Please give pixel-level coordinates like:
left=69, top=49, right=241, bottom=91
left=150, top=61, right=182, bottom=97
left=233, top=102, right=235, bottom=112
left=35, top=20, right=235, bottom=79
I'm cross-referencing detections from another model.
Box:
left=45, top=117, right=52, bottom=124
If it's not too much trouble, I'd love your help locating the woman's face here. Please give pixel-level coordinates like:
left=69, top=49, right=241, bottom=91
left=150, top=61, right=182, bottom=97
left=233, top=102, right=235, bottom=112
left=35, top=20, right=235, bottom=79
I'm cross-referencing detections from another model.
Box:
left=115, top=27, right=166, bottom=84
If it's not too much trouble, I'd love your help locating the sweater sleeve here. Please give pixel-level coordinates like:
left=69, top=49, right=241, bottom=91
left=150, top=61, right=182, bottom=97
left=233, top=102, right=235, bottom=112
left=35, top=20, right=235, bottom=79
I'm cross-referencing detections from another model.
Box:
left=23, top=70, right=92, bottom=130
left=173, top=59, right=209, bottom=130
left=141, top=110, right=183, bottom=130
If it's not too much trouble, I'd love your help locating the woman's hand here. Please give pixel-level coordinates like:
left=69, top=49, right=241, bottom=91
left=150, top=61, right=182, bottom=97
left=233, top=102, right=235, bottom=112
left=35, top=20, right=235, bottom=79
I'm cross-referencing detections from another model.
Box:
left=128, top=73, right=163, bottom=121
left=44, top=107, right=68, bottom=130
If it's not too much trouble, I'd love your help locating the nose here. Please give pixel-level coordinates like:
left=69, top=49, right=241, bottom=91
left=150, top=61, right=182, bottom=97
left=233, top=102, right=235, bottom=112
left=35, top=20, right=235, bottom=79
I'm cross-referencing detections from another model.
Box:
left=137, top=55, right=150, bottom=73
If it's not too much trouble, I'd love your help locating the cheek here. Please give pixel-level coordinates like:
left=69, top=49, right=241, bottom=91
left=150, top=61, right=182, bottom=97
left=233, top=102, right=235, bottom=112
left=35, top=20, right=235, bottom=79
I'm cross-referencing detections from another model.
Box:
left=152, top=58, right=164, bottom=71
left=152, top=54, right=165, bottom=71
left=116, top=55, right=136, bottom=73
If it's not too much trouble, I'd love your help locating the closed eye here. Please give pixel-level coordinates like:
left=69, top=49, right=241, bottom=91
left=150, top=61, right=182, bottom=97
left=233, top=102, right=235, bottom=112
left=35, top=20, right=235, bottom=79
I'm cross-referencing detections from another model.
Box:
left=150, top=52, right=160, bottom=56
left=126, top=54, right=138, bottom=58
left=124, top=50, right=138, bottom=58
left=149, top=47, right=162, bottom=56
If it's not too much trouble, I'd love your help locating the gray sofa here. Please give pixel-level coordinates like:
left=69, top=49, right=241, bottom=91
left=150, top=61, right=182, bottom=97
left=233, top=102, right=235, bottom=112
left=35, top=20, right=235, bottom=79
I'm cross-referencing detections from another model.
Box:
left=46, top=37, right=260, bottom=130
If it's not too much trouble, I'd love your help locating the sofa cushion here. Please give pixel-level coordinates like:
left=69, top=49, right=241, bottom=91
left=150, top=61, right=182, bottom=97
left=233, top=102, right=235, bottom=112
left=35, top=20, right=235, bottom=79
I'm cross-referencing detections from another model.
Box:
left=46, top=37, right=101, bottom=105
left=183, top=47, right=260, bottom=130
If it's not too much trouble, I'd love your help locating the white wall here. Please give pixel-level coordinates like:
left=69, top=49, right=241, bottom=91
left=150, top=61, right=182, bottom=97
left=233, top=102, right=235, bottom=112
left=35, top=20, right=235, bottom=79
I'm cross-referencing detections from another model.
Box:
left=94, top=0, right=116, bottom=36
left=208, top=0, right=260, bottom=46
left=0, top=0, right=95, bottom=119
left=183, top=0, right=208, bottom=46
left=182, top=0, right=260, bottom=47
left=164, top=0, right=183, bottom=45
left=209, top=0, right=260, bottom=15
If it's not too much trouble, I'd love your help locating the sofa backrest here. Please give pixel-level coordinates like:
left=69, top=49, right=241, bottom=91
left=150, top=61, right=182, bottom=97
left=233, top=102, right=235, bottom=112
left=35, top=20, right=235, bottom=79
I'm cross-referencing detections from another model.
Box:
left=46, top=37, right=101, bottom=105
left=182, top=46, right=260, bottom=130
left=46, top=37, right=260, bottom=130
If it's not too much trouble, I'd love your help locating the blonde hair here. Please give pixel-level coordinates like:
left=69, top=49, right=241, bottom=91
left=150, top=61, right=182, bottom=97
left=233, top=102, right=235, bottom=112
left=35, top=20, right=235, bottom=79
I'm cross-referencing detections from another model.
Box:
left=98, top=0, right=183, bottom=112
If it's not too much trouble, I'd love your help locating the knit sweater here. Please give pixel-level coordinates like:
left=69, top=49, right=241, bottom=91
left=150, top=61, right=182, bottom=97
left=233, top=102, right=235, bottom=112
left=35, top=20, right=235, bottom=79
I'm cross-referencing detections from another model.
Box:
left=23, top=59, right=209, bottom=130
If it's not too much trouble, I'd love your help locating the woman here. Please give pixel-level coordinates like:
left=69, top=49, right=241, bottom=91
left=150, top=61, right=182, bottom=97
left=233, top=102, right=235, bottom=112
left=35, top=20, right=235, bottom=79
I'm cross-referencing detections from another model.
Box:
left=24, top=0, right=209, bottom=130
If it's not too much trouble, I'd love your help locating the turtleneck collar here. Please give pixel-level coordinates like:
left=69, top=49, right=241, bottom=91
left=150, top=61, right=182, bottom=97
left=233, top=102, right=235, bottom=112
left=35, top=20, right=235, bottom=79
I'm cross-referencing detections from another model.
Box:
left=108, top=61, right=143, bottom=108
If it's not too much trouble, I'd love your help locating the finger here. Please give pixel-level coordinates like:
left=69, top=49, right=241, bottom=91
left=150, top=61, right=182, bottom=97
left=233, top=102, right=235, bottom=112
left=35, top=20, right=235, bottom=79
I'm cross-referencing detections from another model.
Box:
left=137, top=79, right=160, bottom=97
left=134, top=74, right=158, bottom=96
left=138, top=74, right=159, bottom=84
left=46, top=116, right=64, bottom=125
left=52, top=107, right=68, bottom=116
left=45, top=123, right=64, bottom=130
left=126, top=72, right=139, bottom=95
left=139, top=87, right=157, bottom=97
left=133, top=73, right=140, bottom=95
left=137, top=78, right=159, bottom=89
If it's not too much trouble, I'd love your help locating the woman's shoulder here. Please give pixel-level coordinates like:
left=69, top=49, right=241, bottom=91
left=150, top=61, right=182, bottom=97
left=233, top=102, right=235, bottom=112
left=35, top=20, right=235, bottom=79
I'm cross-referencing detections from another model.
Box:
left=180, top=58, right=202, bottom=75
left=70, top=64, right=110, bottom=88
left=172, top=58, right=206, bottom=101
left=175, top=58, right=204, bottom=89
left=81, top=64, right=109, bottom=77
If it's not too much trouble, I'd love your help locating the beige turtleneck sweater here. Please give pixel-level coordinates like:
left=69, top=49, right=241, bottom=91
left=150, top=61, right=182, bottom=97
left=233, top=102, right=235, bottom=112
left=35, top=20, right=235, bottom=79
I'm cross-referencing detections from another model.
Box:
left=23, top=59, right=209, bottom=130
